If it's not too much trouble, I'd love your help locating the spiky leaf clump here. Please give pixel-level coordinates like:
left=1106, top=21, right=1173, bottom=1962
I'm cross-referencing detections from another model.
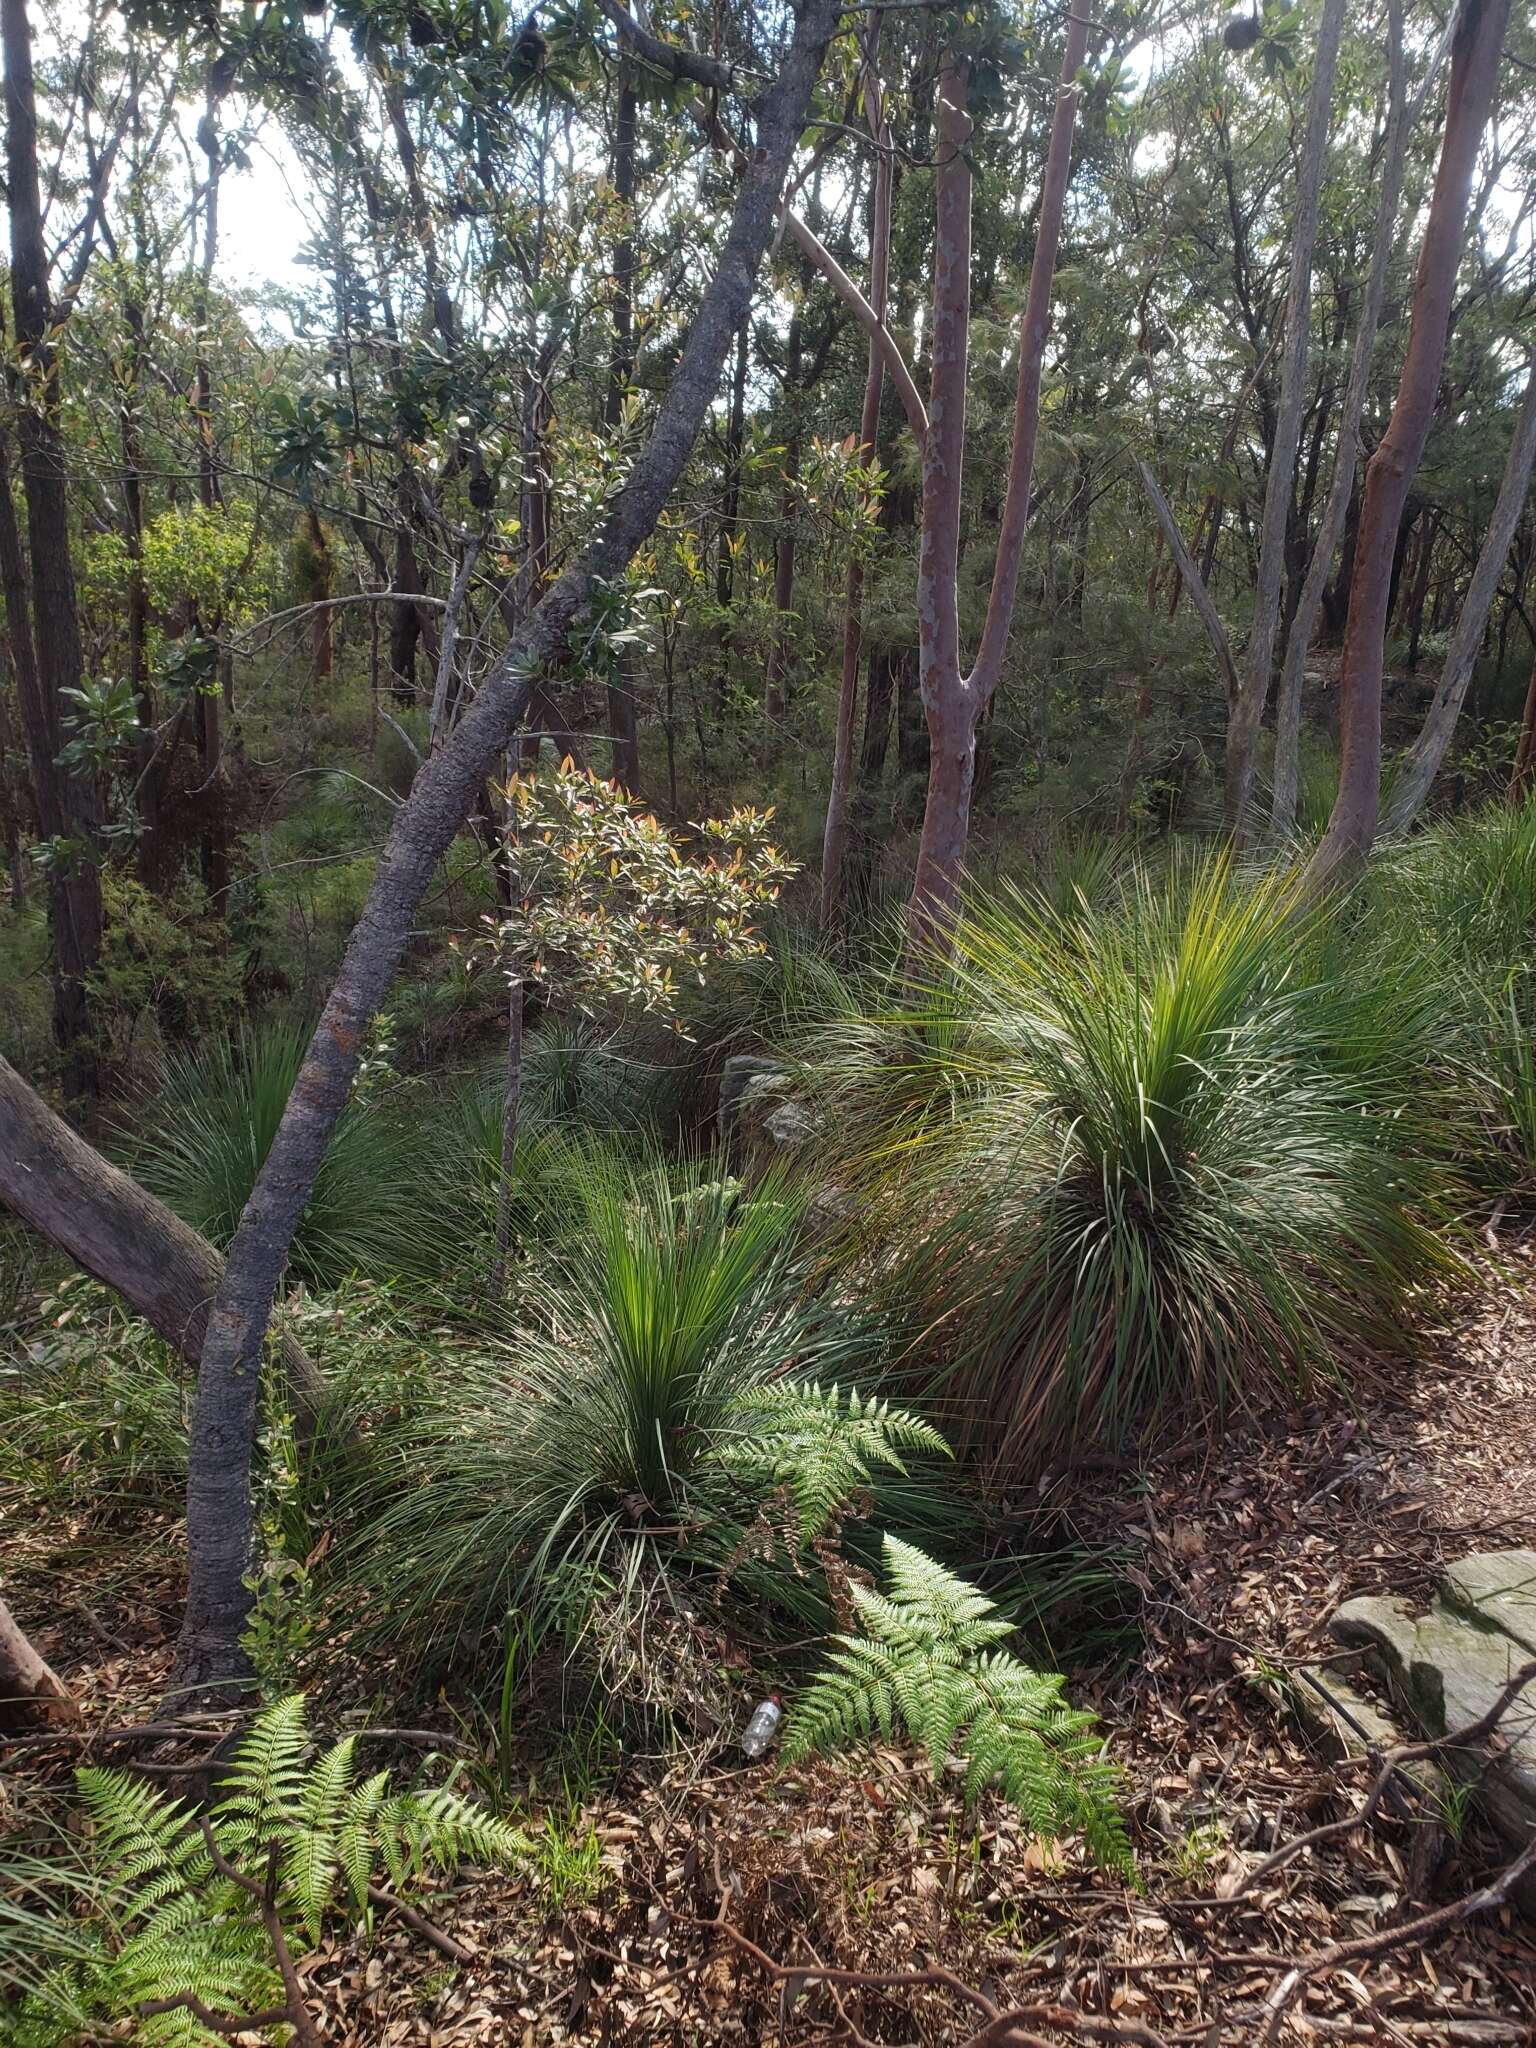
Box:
left=808, top=856, right=1458, bottom=1479
left=786, top=1536, right=1132, bottom=1875
left=353, top=1151, right=952, bottom=1664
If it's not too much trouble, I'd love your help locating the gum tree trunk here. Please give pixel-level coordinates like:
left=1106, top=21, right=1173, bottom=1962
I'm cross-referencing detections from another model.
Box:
left=3, top=0, right=104, bottom=1099
left=173, top=0, right=845, bottom=1695
left=1308, top=0, right=1510, bottom=884
left=1383, top=351, right=1536, bottom=832
left=820, top=19, right=890, bottom=934
left=1223, top=0, right=1345, bottom=838
left=0, top=1593, right=76, bottom=1729
left=909, top=6, right=1090, bottom=947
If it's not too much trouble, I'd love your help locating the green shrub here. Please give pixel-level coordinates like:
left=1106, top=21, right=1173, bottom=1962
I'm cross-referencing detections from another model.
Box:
left=1375, top=800, right=1536, bottom=1187
left=0, top=1279, right=189, bottom=1510
left=350, top=1151, right=948, bottom=1672
left=121, top=1019, right=436, bottom=1290
left=808, top=857, right=1459, bottom=1480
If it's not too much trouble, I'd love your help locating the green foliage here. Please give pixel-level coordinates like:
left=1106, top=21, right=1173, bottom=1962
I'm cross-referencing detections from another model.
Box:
left=807, top=856, right=1459, bottom=1477
left=0, top=1277, right=189, bottom=1510
left=351, top=1150, right=949, bottom=1670
left=785, top=1536, right=1132, bottom=1875
left=4, top=1698, right=527, bottom=2048
left=122, top=1018, right=438, bottom=1289
left=1375, top=799, right=1536, bottom=1186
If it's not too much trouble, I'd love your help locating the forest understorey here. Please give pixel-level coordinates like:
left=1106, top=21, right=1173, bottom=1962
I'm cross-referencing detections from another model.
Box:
left=6, top=1245, right=1535, bottom=2048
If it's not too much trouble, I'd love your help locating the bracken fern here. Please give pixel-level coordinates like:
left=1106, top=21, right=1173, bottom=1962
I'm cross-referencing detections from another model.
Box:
left=785, top=1536, right=1132, bottom=1876
left=4, top=1697, right=529, bottom=2047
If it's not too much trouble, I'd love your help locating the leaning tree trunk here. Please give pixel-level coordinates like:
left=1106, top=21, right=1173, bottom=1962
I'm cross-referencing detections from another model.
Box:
left=0, top=1054, right=324, bottom=1420
left=1308, top=0, right=1510, bottom=884
left=0, top=1592, right=76, bottom=1729
left=172, top=0, right=845, bottom=1697
left=1383, top=351, right=1536, bottom=832
left=1223, top=0, right=1345, bottom=839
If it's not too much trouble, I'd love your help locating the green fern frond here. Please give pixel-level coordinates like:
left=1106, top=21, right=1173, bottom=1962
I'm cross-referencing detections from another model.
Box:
left=336, top=1767, right=391, bottom=1910
left=718, top=1382, right=950, bottom=1540
left=211, top=1693, right=310, bottom=1853
left=785, top=1537, right=1133, bottom=1876
left=284, top=1734, right=357, bottom=1943
left=75, top=1770, right=208, bottom=1922
left=5, top=1697, right=534, bottom=2048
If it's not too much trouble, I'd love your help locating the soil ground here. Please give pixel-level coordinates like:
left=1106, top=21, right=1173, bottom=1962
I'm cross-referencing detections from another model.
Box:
left=5, top=1243, right=1536, bottom=2045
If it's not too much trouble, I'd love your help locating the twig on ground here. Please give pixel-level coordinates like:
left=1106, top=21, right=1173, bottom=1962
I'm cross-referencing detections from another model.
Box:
left=1230, top=1657, right=1536, bottom=1900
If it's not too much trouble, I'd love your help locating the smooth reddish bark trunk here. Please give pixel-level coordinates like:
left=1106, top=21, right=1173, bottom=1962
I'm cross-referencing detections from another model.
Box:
left=1309, top=0, right=1509, bottom=882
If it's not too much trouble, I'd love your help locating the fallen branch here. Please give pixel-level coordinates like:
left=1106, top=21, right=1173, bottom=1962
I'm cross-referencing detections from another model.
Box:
left=1231, top=1656, right=1536, bottom=1900
left=1258, top=1832, right=1536, bottom=2043
left=366, top=1883, right=475, bottom=1964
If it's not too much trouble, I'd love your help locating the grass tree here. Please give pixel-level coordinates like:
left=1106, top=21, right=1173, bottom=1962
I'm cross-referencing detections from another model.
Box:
left=476, top=762, right=795, bottom=1294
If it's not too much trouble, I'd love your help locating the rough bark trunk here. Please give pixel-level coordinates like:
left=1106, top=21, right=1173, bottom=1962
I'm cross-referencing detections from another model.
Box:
left=1307, top=0, right=1509, bottom=883
left=172, top=0, right=844, bottom=1695
left=1383, top=352, right=1536, bottom=831
left=1224, top=0, right=1345, bottom=839
left=0, top=1591, right=76, bottom=1729
left=0, top=636, right=28, bottom=907
left=3, top=0, right=104, bottom=1099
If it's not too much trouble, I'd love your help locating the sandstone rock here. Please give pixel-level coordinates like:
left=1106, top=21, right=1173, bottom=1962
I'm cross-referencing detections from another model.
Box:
left=1441, top=1550, right=1536, bottom=1658
left=1332, top=1584, right=1536, bottom=1905
left=716, top=1054, right=815, bottom=1164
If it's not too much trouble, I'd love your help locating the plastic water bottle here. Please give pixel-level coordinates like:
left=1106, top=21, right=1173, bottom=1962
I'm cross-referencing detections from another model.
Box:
left=740, top=1694, right=783, bottom=1758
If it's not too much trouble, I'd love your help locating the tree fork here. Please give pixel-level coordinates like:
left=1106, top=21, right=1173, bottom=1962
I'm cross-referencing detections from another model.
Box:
left=172, top=0, right=846, bottom=1695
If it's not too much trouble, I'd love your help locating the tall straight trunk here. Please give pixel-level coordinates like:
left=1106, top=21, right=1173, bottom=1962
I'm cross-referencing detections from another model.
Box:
left=1384, top=353, right=1536, bottom=831
left=908, top=5, right=1090, bottom=947
left=3, top=0, right=103, bottom=1098
left=1309, top=0, right=1509, bottom=882
left=763, top=303, right=802, bottom=723
left=604, top=65, right=641, bottom=789
left=0, top=1592, right=75, bottom=1728
left=0, top=646, right=27, bottom=906
left=193, top=78, right=230, bottom=914
left=0, top=1054, right=323, bottom=1417
left=172, top=0, right=843, bottom=1694
left=820, top=22, right=889, bottom=933
left=1223, top=0, right=1345, bottom=838
left=712, top=313, right=750, bottom=714
left=1509, top=650, right=1536, bottom=804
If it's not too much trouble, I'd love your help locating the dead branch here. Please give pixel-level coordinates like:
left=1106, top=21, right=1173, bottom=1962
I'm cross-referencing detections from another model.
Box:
left=1258, top=1832, right=1536, bottom=2042
left=366, top=1883, right=475, bottom=1964
left=1231, top=1656, right=1536, bottom=1899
